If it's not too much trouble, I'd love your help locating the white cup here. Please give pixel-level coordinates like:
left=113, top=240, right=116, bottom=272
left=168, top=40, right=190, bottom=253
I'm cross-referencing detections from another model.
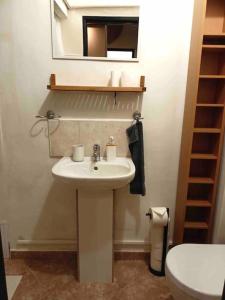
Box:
left=72, top=144, right=84, bottom=162
left=110, top=71, right=120, bottom=87
left=121, top=72, right=139, bottom=87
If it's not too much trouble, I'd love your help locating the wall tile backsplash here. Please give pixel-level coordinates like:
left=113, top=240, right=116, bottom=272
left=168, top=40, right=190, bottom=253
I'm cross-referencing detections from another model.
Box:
left=48, top=119, right=132, bottom=157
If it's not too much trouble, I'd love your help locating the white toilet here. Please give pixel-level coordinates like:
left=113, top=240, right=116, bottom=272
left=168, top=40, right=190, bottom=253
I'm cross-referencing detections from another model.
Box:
left=165, top=244, right=225, bottom=300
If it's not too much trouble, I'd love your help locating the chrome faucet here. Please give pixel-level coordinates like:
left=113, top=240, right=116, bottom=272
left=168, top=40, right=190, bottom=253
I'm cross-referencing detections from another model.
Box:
left=92, top=144, right=100, bottom=162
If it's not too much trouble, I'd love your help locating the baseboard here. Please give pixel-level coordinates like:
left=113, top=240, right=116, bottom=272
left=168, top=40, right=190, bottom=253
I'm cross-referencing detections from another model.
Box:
left=15, top=239, right=77, bottom=251
left=114, top=240, right=151, bottom=252
left=11, top=239, right=173, bottom=261
left=13, top=239, right=151, bottom=253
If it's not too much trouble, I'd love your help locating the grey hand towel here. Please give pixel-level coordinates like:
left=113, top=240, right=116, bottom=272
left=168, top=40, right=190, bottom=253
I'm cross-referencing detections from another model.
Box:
left=126, top=121, right=146, bottom=196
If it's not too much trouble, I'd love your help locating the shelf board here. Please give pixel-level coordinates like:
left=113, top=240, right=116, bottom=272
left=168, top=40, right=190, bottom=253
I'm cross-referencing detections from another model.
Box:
left=204, top=33, right=225, bottom=37
left=202, top=45, right=225, bottom=49
left=184, top=222, right=209, bottom=230
left=199, top=75, right=225, bottom=79
left=190, top=153, right=218, bottom=160
left=47, top=74, right=146, bottom=93
left=196, top=103, right=224, bottom=108
left=188, top=177, right=214, bottom=184
left=193, top=128, right=221, bottom=133
left=48, top=85, right=146, bottom=92
left=186, top=200, right=212, bottom=207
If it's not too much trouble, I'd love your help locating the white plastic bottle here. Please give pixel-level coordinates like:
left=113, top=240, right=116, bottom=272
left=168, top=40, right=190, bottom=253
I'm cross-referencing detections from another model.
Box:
left=106, top=136, right=117, bottom=161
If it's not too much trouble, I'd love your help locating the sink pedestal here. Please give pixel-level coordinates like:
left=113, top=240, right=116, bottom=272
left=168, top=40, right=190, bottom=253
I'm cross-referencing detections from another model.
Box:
left=77, top=189, right=113, bottom=283
left=52, top=156, right=135, bottom=283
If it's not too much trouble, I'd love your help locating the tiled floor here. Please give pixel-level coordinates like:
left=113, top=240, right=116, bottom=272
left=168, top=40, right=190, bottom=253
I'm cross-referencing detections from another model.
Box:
left=5, top=254, right=173, bottom=300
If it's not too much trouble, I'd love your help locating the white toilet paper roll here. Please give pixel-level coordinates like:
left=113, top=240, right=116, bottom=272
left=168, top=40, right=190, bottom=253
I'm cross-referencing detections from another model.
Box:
left=150, top=227, right=164, bottom=271
left=149, top=207, right=169, bottom=272
left=149, top=207, right=168, bottom=227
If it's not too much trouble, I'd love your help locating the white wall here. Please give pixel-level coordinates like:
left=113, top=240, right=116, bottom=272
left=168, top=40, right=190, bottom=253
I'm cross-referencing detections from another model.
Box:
left=0, top=0, right=195, bottom=251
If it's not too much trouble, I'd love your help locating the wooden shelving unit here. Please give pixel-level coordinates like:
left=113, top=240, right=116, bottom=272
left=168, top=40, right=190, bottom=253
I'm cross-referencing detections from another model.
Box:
left=174, top=0, right=225, bottom=244
left=47, top=74, right=146, bottom=93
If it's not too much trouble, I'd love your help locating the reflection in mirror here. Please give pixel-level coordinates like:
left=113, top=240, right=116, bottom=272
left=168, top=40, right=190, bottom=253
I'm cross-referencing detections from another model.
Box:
left=83, top=16, right=139, bottom=58
left=51, top=0, right=140, bottom=61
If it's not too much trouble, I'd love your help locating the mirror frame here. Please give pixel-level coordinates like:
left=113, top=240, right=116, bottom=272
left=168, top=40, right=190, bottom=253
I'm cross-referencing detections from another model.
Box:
left=50, top=0, right=140, bottom=62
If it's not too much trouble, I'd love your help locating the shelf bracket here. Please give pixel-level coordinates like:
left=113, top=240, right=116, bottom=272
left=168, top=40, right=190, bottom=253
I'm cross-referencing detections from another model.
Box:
left=114, top=92, right=117, bottom=105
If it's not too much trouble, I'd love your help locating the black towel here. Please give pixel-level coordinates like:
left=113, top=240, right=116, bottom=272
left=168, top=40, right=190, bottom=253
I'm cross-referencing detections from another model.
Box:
left=126, top=121, right=146, bottom=196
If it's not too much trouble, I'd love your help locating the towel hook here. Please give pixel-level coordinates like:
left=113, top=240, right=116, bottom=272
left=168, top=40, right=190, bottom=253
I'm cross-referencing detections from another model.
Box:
left=35, top=110, right=61, bottom=120
left=133, top=111, right=144, bottom=121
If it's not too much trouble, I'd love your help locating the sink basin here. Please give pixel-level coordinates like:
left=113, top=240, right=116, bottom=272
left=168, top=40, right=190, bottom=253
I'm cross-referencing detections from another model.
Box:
left=52, top=157, right=135, bottom=189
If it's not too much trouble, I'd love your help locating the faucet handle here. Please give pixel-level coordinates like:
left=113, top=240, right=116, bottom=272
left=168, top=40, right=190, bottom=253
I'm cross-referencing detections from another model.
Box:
left=93, top=144, right=100, bottom=151
left=92, top=144, right=100, bottom=162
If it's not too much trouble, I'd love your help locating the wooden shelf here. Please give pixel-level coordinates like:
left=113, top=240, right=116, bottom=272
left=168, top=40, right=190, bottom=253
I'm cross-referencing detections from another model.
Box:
left=204, top=34, right=225, bottom=37
left=202, top=45, right=225, bottom=49
left=188, top=177, right=214, bottom=184
left=196, top=103, right=224, bottom=107
left=186, top=200, right=212, bottom=207
left=190, top=153, right=218, bottom=160
left=199, top=75, right=225, bottom=79
left=193, top=128, right=221, bottom=133
left=47, top=74, right=147, bottom=93
left=174, top=0, right=225, bottom=245
left=48, top=85, right=146, bottom=93
left=184, top=222, right=209, bottom=229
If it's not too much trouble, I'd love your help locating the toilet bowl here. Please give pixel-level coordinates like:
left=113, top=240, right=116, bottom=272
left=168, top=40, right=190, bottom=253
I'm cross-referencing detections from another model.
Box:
left=165, top=244, right=225, bottom=300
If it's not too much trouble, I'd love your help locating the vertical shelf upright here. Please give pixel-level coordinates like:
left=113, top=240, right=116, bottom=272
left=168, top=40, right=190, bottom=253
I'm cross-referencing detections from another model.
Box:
left=174, top=0, right=225, bottom=244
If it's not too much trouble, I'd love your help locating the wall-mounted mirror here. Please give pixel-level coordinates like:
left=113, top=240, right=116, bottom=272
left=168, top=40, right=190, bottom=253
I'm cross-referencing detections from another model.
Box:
left=51, top=0, right=140, bottom=61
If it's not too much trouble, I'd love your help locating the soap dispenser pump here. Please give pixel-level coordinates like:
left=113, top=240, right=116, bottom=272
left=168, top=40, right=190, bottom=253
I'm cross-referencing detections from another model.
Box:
left=106, top=136, right=117, bottom=161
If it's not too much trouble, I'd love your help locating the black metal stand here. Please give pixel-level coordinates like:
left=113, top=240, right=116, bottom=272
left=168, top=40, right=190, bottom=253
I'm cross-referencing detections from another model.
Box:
left=222, top=281, right=225, bottom=300
left=0, top=231, right=8, bottom=300
left=148, top=208, right=169, bottom=277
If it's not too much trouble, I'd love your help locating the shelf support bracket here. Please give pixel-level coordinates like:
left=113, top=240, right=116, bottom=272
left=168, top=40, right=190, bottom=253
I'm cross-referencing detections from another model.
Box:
left=114, top=92, right=117, bottom=105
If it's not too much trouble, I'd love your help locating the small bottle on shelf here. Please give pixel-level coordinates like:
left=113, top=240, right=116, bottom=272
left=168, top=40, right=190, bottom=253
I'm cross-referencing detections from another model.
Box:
left=106, top=136, right=117, bottom=161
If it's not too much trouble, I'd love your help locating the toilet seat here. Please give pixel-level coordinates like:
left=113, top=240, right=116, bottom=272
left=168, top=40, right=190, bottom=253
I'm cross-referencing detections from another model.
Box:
left=165, top=244, right=225, bottom=300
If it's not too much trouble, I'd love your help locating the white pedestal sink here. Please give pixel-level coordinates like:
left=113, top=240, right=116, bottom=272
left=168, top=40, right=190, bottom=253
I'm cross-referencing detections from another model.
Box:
left=52, top=157, right=135, bottom=283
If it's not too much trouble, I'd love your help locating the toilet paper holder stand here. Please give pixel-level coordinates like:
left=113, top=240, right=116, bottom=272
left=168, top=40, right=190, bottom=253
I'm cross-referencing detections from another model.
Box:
left=146, top=208, right=170, bottom=277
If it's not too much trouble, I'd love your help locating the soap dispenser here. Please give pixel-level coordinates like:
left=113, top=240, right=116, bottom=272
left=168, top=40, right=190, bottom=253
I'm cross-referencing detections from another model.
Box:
left=106, top=136, right=117, bottom=161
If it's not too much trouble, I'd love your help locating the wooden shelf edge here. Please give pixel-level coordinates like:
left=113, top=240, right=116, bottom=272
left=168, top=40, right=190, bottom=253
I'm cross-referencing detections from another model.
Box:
left=196, top=103, right=224, bottom=107
left=47, top=85, right=146, bottom=93
left=186, top=200, right=212, bottom=207
left=184, top=222, right=209, bottom=229
left=202, top=45, right=225, bottom=49
left=47, top=74, right=147, bottom=93
left=190, top=153, right=218, bottom=160
left=193, top=128, right=221, bottom=133
left=204, top=33, right=225, bottom=37
left=199, top=75, right=225, bottom=79
left=188, top=177, right=215, bottom=184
